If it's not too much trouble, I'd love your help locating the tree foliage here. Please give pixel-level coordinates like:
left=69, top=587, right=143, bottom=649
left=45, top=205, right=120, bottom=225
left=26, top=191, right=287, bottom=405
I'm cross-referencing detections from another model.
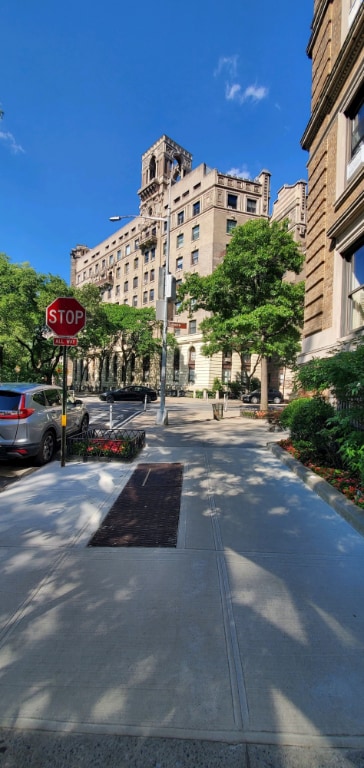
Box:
left=178, top=219, right=304, bottom=409
left=0, top=253, right=72, bottom=382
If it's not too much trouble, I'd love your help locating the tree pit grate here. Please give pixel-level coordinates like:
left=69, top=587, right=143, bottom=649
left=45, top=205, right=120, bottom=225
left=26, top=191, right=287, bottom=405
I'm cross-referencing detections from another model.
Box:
left=88, top=462, right=183, bottom=547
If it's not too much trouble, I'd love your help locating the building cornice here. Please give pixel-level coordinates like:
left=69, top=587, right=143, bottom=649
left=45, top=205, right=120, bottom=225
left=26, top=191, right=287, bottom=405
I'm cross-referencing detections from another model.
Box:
left=301, top=5, right=364, bottom=151
left=306, top=0, right=333, bottom=58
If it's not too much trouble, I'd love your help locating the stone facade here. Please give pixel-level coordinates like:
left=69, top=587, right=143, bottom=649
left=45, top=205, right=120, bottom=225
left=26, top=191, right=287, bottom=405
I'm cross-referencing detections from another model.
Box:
left=300, top=0, right=364, bottom=361
left=70, top=135, right=272, bottom=393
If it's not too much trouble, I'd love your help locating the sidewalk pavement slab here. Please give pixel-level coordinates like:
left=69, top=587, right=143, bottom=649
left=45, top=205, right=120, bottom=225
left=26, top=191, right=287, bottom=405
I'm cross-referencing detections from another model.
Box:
left=0, top=403, right=364, bottom=766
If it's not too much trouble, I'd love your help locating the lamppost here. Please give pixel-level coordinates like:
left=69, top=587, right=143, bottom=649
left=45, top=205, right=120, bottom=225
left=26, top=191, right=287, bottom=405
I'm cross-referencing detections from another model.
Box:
left=109, top=188, right=174, bottom=425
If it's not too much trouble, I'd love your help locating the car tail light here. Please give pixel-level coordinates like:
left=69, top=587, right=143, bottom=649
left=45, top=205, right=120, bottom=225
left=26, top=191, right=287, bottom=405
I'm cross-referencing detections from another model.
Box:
left=0, top=394, right=35, bottom=419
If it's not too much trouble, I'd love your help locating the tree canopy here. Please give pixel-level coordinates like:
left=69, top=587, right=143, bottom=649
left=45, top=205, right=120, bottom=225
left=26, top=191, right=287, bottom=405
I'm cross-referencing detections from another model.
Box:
left=0, top=253, right=72, bottom=382
left=178, top=218, right=305, bottom=409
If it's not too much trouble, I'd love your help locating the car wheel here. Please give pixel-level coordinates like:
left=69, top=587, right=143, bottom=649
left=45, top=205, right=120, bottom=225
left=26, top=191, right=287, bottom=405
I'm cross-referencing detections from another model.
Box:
left=106, top=395, right=114, bottom=403
left=80, top=415, right=89, bottom=433
left=273, top=396, right=281, bottom=404
left=35, top=430, right=56, bottom=465
left=251, top=396, right=259, bottom=404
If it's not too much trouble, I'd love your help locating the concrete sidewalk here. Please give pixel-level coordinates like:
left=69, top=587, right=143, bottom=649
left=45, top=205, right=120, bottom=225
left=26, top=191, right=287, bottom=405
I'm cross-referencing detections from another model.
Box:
left=1, top=402, right=364, bottom=767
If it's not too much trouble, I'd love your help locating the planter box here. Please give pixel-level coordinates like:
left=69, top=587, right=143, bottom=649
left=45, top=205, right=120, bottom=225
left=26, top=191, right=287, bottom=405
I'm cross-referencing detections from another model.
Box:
left=67, top=428, right=145, bottom=461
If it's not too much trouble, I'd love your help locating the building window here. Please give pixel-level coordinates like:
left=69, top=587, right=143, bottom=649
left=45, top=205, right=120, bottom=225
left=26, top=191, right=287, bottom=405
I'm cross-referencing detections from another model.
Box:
left=176, top=256, right=183, bottom=271
left=151, top=247, right=156, bottom=260
left=116, top=267, right=121, bottom=278
left=142, top=355, right=150, bottom=383
left=133, top=276, right=138, bottom=288
left=117, top=250, right=122, bottom=261
left=144, top=251, right=149, bottom=263
left=95, top=264, right=99, bottom=274
left=143, top=291, right=148, bottom=304
left=163, top=241, right=167, bottom=256
left=102, top=259, right=106, bottom=269
left=246, top=198, right=257, bottom=213
left=177, top=233, right=184, bottom=248
left=125, top=244, right=131, bottom=256
left=125, top=262, right=129, bottom=274
left=173, top=348, right=180, bottom=381
left=135, top=239, right=139, bottom=250
left=226, top=219, right=237, bottom=234
left=134, top=257, right=139, bottom=269
left=347, top=241, right=364, bottom=331
left=346, top=90, right=364, bottom=179
left=192, top=225, right=200, bottom=241
left=124, top=281, right=129, bottom=292
left=189, top=319, right=197, bottom=334
left=132, top=295, right=138, bottom=307
left=227, top=193, right=238, bottom=210
left=116, top=284, right=120, bottom=296
left=191, top=249, right=199, bottom=265
left=109, top=254, right=114, bottom=266
left=150, top=268, right=155, bottom=282
left=164, top=220, right=168, bottom=232
left=192, top=200, right=200, bottom=216
left=177, top=210, right=184, bottom=225
left=188, top=346, right=196, bottom=383
left=149, top=288, right=154, bottom=301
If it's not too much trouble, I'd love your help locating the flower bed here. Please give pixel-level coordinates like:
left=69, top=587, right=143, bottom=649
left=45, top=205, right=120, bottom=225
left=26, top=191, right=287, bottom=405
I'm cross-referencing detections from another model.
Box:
left=279, top=438, right=364, bottom=510
left=67, top=428, right=145, bottom=461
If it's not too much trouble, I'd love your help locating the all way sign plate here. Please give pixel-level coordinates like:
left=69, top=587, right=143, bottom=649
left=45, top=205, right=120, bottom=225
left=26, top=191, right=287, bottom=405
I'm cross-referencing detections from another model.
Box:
left=53, top=337, right=78, bottom=346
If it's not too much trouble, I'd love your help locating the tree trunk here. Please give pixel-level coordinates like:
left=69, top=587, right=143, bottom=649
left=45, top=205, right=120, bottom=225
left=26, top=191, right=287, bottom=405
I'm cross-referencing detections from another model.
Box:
left=260, top=356, right=269, bottom=411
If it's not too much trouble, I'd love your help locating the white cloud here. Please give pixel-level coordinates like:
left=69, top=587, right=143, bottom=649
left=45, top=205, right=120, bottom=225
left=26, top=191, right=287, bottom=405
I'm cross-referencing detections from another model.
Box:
left=226, top=83, right=268, bottom=105
left=0, top=130, right=25, bottom=154
left=215, top=56, right=268, bottom=107
left=225, top=166, right=251, bottom=179
left=225, top=83, right=242, bottom=101
left=243, top=85, right=268, bottom=102
left=214, top=55, right=239, bottom=78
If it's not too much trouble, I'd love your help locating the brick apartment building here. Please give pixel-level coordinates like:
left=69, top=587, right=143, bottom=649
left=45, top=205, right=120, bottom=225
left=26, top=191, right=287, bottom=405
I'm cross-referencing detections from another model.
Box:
left=70, top=135, right=306, bottom=394
left=300, top=0, right=364, bottom=362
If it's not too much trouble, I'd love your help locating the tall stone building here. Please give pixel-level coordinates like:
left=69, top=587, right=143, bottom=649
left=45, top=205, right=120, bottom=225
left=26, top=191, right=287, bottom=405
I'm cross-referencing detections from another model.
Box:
left=70, top=135, right=272, bottom=392
left=300, top=0, right=364, bottom=363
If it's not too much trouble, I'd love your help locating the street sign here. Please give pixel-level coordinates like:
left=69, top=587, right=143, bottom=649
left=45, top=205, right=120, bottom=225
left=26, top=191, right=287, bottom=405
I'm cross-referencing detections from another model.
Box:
left=168, top=322, right=187, bottom=329
left=46, top=297, right=86, bottom=337
left=53, top=337, right=78, bottom=346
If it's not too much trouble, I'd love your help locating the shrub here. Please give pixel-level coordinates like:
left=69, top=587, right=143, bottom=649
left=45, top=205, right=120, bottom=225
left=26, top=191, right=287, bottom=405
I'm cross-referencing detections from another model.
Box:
left=289, top=397, right=336, bottom=464
left=279, top=397, right=311, bottom=430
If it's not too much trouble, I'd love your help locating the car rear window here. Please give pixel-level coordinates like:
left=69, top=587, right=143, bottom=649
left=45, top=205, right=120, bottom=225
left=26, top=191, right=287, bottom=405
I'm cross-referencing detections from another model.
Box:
left=0, top=392, right=22, bottom=411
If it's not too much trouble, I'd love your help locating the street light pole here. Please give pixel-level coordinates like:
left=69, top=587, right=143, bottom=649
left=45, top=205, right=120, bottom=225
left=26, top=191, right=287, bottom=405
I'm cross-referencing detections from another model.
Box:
left=109, top=176, right=174, bottom=426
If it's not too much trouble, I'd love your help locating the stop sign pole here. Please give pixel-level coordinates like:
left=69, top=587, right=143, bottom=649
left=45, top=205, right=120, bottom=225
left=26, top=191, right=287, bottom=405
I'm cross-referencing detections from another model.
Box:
left=46, top=298, right=86, bottom=467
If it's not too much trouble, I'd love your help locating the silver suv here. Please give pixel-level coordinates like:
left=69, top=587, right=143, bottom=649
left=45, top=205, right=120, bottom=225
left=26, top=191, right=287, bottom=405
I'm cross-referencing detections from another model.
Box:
left=0, top=383, right=90, bottom=464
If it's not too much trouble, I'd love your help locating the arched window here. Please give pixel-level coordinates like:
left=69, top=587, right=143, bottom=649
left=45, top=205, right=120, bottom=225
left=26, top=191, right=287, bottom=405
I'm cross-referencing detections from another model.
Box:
left=173, top=348, right=180, bottom=381
left=113, top=354, right=118, bottom=381
left=188, top=347, right=196, bottom=383
left=142, top=355, right=150, bottom=383
left=149, top=155, right=156, bottom=180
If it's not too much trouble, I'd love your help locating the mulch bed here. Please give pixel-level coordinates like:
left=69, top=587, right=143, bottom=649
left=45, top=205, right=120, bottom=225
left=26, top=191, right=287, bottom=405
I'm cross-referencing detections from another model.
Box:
left=88, top=462, right=183, bottom=547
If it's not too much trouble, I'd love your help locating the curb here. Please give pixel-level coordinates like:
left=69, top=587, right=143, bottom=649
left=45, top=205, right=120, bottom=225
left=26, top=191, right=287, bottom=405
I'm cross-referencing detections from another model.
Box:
left=268, top=442, right=364, bottom=538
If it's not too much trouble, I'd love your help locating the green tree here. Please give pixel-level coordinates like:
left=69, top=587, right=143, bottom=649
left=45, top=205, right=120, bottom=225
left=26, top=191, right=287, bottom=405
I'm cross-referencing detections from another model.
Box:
left=103, top=304, right=162, bottom=384
left=178, top=219, right=305, bottom=410
left=0, top=253, right=72, bottom=382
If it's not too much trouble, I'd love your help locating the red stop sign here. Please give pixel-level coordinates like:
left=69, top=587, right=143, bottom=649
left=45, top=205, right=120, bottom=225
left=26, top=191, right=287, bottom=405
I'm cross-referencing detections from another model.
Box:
left=46, top=297, right=86, bottom=337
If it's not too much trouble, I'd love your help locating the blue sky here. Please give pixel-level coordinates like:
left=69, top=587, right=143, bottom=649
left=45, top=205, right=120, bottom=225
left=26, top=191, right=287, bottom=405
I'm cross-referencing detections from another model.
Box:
left=0, top=1, right=313, bottom=284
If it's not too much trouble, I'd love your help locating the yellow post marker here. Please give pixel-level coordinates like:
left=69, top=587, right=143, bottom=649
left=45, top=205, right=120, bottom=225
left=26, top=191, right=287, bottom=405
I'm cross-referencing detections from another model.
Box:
left=61, top=414, right=67, bottom=427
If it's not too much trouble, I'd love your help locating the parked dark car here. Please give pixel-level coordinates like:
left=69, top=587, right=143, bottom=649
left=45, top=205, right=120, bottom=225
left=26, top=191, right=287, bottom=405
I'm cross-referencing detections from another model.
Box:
left=0, top=383, right=89, bottom=464
left=99, top=386, right=158, bottom=403
left=242, top=388, right=283, bottom=405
